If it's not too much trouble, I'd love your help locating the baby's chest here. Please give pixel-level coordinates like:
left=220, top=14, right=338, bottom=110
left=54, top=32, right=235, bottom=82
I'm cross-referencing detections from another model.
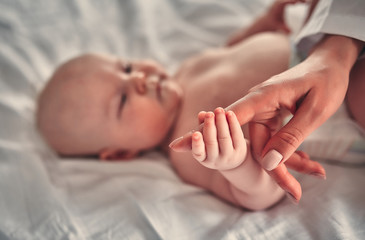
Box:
left=183, top=69, right=242, bottom=111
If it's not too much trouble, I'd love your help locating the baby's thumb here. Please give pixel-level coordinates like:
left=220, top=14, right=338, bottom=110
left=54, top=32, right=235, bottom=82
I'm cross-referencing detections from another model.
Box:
left=170, top=113, right=206, bottom=152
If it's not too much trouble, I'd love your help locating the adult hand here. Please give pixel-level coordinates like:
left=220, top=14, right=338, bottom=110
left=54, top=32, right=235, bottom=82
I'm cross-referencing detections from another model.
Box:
left=260, top=0, right=307, bottom=34
left=170, top=35, right=363, bottom=201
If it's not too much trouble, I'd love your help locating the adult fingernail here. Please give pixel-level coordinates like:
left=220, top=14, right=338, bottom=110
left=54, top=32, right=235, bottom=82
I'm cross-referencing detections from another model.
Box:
left=169, top=136, right=183, bottom=149
left=262, top=149, right=283, bottom=171
left=310, top=172, right=326, bottom=180
left=286, top=192, right=299, bottom=205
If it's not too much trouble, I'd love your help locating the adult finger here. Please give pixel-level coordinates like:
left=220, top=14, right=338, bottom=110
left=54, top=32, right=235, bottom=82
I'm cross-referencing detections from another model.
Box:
left=261, top=90, right=329, bottom=170
left=285, top=151, right=326, bottom=179
left=225, top=92, right=269, bottom=126
left=169, top=130, right=194, bottom=152
left=270, top=150, right=326, bottom=202
left=249, top=121, right=271, bottom=165
left=268, top=163, right=302, bottom=202
left=249, top=120, right=303, bottom=201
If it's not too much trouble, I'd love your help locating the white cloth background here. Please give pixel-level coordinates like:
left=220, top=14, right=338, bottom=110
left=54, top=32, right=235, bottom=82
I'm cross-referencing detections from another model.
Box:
left=0, top=0, right=364, bottom=239
left=295, top=0, right=365, bottom=56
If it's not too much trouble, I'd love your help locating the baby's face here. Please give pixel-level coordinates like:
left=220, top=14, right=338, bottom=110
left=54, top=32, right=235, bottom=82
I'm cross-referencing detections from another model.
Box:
left=38, top=54, right=182, bottom=158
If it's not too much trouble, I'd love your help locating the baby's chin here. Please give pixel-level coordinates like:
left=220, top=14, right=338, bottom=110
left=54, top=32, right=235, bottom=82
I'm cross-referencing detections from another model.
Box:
left=160, top=81, right=183, bottom=108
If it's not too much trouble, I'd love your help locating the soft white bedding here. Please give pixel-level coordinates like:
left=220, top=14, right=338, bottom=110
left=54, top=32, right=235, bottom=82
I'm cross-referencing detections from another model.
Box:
left=0, top=0, right=364, bottom=239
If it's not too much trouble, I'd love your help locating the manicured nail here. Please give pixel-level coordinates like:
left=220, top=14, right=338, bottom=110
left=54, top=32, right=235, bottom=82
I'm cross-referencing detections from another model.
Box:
left=310, top=172, right=326, bottom=180
left=286, top=192, right=299, bottom=205
left=262, top=149, right=283, bottom=171
left=169, top=136, right=183, bottom=149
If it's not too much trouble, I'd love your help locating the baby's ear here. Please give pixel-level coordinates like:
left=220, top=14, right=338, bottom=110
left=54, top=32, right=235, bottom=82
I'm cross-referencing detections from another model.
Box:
left=99, top=148, right=139, bottom=161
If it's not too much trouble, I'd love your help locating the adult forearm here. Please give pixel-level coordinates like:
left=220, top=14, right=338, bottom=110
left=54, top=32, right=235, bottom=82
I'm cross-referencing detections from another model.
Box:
left=308, top=34, right=364, bottom=71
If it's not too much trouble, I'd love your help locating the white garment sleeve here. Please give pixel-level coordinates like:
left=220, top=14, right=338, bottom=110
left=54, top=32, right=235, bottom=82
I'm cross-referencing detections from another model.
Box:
left=295, top=0, right=365, bottom=57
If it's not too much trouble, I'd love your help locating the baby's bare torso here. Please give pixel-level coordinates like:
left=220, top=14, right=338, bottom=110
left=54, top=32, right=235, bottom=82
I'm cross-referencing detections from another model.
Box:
left=166, top=33, right=289, bottom=186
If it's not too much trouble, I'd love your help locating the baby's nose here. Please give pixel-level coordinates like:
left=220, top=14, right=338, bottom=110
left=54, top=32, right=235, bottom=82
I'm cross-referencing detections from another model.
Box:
left=130, top=71, right=147, bottom=94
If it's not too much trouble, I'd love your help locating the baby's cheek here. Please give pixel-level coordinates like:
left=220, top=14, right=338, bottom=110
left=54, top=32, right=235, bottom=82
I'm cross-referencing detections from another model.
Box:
left=136, top=106, right=169, bottom=138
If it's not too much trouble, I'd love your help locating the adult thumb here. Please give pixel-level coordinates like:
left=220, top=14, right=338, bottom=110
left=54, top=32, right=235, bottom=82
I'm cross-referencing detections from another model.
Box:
left=260, top=98, right=324, bottom=171
left=261, top=124, right=305, bottom=171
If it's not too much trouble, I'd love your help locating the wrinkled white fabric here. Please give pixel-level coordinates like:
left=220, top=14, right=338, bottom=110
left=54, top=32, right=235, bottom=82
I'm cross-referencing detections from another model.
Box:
left=295, top=0, right=365, bottom=56
left=0, top=0, right=364, bottom=239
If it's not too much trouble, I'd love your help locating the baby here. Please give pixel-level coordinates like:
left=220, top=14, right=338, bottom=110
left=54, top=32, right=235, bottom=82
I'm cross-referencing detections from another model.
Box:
left=37, top=1, right=324, bottom=210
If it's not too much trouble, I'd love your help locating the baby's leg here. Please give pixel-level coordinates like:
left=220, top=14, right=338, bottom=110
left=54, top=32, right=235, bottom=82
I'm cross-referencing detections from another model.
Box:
left=346, top=58, right=365, bottom=130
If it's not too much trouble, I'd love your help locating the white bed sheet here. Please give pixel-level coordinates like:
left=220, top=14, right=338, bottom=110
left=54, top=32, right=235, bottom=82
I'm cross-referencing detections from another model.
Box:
left=0, top=0, right=364, bottom=239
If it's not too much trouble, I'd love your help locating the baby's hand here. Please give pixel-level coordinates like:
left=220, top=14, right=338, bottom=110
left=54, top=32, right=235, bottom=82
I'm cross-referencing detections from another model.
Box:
left=191, top=107, right=247, bottom=171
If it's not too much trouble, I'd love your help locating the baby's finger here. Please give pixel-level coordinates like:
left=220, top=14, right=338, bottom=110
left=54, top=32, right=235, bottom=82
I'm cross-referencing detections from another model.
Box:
left=192, top=131, right=206, bottom=162
left=214, top=107, right=233, bottom=155
left=203, top=112, right=219, bottom=160
left=198, top=111, right=207, bottom=125
left=226, top=111, right=245, bottom=149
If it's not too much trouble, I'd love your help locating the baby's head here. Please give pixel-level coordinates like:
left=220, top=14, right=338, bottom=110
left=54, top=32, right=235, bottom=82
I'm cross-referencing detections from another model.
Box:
left=37, top=53, right=182, bottom=160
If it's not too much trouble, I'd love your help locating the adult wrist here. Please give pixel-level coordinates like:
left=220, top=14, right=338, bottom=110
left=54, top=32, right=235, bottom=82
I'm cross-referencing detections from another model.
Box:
left=308, top=34, right=364, bottom=71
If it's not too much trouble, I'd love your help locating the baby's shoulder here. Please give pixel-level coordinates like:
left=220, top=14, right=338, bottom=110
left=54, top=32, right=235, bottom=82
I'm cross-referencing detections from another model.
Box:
left=176, top=48, right=231, bottom=80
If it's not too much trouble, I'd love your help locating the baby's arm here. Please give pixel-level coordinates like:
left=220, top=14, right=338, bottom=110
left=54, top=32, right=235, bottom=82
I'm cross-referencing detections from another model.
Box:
left=171, top=107, right=326, bottom=208
left=191, top=108, right=285, bottom=210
